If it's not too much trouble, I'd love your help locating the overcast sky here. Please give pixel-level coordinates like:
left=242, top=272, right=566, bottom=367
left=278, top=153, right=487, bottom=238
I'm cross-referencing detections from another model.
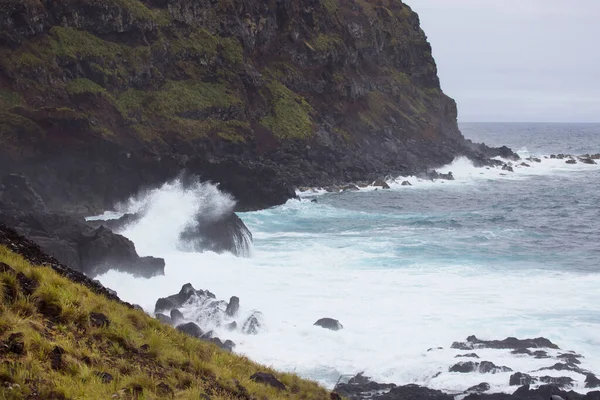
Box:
left=408, top=0, right=600, bottom=122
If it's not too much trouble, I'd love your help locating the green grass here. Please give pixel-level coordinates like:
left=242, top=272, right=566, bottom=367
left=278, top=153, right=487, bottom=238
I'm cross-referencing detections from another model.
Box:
left=261, top=81, right=314, bottom=140
left=66, top=79, right=108, bottom=96
left=0, top=245, right=331, bottom=399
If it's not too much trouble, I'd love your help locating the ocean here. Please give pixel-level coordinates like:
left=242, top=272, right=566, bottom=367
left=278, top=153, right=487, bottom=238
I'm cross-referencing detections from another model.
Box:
left=97, top=122, right=600, bottom=394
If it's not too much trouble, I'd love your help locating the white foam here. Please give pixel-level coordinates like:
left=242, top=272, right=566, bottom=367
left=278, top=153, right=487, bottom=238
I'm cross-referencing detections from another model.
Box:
left=96, top=180, right=600, bottom=393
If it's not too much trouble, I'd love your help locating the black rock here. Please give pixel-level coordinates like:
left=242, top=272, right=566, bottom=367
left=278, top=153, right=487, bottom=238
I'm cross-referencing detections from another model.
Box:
left=566, top=159, right=577, bottom=164
left=89, top=312, right=110, bottom=328
left=378, top=384, right=453, bottom=400
left=464, top=383, right=490, bottom=394
left=509, top=373, right=535, bottom=386
left=50, top=345, right=64, bottom=370
left=154, top=283, right=215, bottom=313
left=250, top=372, right=286, bottom=390
left=456, top=353, right=480, bottom=359
left=155, top=313, right=173, bottom=325
left=451, top=335, right=559, bottom=351
left=450, top=361, right=477, bottom=373
left=539, top=363, right=584, bottom=373
left=539, top=376, right=575, bottom=388
left=5, top=332, right=25, bottom=355
left=557, top=353, right=582, bottom=365
left=314, top=318, right=343, bottom=331
left=449, top=361, right=511, bottom=374
left=0, top=174, right=46, bottom=212
left=170, top=309, right=184, bottom=322
left=586, top=374, right=600, bottom=389
left=401, top=180, right=412, bottom=186
left=97, top=372, right=113, bottom=384
left=373, top=179, right=391, bottom=189
left=580, top=158, right=597, bottom=165
left=179, top=212, right=253, bottom=257
left=242, top=311, right=264, bottom=335
left=176, top=322, right=204, bottom=338
left=225, top=321, right=237, bottom=331
left=226, top=296, right=239, bottom=317
left=502, top=164, right=514, bottom=172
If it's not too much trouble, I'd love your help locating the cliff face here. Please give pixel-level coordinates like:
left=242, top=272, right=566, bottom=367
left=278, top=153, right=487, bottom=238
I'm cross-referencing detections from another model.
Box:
left=1, top=0, right=475, bottom=212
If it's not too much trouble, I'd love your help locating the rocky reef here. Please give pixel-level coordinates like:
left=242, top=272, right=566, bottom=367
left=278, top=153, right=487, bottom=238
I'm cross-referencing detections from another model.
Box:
left=0, top=0, right=515, bottom=214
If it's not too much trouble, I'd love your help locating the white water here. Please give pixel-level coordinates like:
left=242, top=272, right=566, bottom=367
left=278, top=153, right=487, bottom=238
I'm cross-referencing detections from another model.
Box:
left=96, top=156, right=600, bottom=394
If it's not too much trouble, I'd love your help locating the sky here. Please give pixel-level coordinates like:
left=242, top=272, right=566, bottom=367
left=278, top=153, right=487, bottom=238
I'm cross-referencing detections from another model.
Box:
left=407, top=0, right=600, bottom=122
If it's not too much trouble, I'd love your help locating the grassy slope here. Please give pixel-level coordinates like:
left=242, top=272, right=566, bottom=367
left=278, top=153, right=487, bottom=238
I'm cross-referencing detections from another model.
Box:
left=0, top=245, right=330, bottom=399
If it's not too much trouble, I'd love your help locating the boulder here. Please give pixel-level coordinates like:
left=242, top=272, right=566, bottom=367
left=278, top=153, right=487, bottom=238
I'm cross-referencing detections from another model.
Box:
left=520, top=162, right=531, bottom=167
left=155, top=313, right=173, bottom=325
left=464, top=383, right=490, bottom=394
left=586, top=374, right=600, bottom=389
left=154, top=283, right=215, bottom=313
left=250, top=372, right=286, bottom=390
left=509, top=373, right=535, bottom=386
left=225, top=296, right=239, bottom=317
left=170, top=309, right=184, bottom=322
left=580, top=158, right=597, bottom=165
left=566, top=159, right=577, bottom=164
left=242, top=311, right=264, bottom=335
left=401, top=180, right=412, bottom=186
left=502, top=164, right=514, bottom=172
left=176, top=322, right=203, bottom=338
left=89, top=312, right=110, bottom=328
left=179, top=212, right=253, bottom=257
left=314, top=318, right=343, bottom=331
left=372, top=179, right=391, bottom=189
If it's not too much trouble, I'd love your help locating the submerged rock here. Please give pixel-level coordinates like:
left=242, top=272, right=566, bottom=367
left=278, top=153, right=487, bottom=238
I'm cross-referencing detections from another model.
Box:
left=510, top=373, right=535, bottom=386
left=464, top=383, right=490, bottom=394
left=314, top=318, right=344, bottom=331
left=449, top=361, right=512, bottom=374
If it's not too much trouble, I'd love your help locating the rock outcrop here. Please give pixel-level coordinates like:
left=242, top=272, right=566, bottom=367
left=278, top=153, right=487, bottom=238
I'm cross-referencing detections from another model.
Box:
left=0, top=175, right=164, bottom=277
left=0, top=0, right=515, bottom=214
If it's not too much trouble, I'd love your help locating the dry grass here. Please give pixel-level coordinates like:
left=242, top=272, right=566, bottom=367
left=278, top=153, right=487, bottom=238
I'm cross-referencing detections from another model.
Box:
left=0, top=246, right=331, bottom=399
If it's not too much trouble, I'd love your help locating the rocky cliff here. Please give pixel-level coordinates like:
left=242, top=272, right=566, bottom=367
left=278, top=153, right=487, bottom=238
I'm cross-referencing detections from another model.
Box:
left=0, top=0, right=499, bottom=212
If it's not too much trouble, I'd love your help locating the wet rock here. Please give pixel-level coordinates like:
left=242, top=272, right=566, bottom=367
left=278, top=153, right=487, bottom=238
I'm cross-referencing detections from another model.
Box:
left=314, top=318, right=343, bottom=331
left=250, top=372, right=286, bottom=390
left=372, top=179, right=390, bottom=189
left=451, top=335, right=559, bottom=351
left=155, top=313, right=173, bottom=325
left=510, top=372, right=535, bottom=386
left=342, top=184, right=360, bottom=192
left=380, top=384, right=453, bottom=400
left=532, top=350, right=550, bottom=359
left=0, top=174, right=45, bottom=213
left=449, top=361, right=512, bottom=374
left=225, top=321, right=237, bottom=331
left=170, top=309, right=184, bottom=323
left=520, top=162, right=531, bottom=167
left=311, top=199, right=318, bottom=203
left=566, top=159, right=577, bottom=164
left=586, top=374, right=600, bottom=388
left=539, top=362, right=584, bottom=373
left=176, top=322, right=203, bottom=338
left=242, top=311, right=264, bottom=335
left=207, top=337, right=235, bottom=352
left=579, top=158, right=596, bottom=165
left=557, top=353, right=582, bottom=365
left=456, top=353, right=480, bottom=359
left=401, top=180, right=412, bottom=186
left=154, top=283, right=215, bottom=313
left=179, top=212, right=253, bottom=257
left=502, top=164, right=514, bottom=172
left=539, top=376, right=575, bottom=388
left=464, top=383, right=490, bottom=394
left=225, top=296, right=239, bottom=317
left=526, top=157, right=542, bottom=163
left=89, top=312, right=110, bottom=328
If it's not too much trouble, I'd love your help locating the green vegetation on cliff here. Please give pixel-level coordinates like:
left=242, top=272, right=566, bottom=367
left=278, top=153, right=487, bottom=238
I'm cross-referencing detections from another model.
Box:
left=261, top=81, right=314, bottom=140
left=0, top=245, right=330, bottom=399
